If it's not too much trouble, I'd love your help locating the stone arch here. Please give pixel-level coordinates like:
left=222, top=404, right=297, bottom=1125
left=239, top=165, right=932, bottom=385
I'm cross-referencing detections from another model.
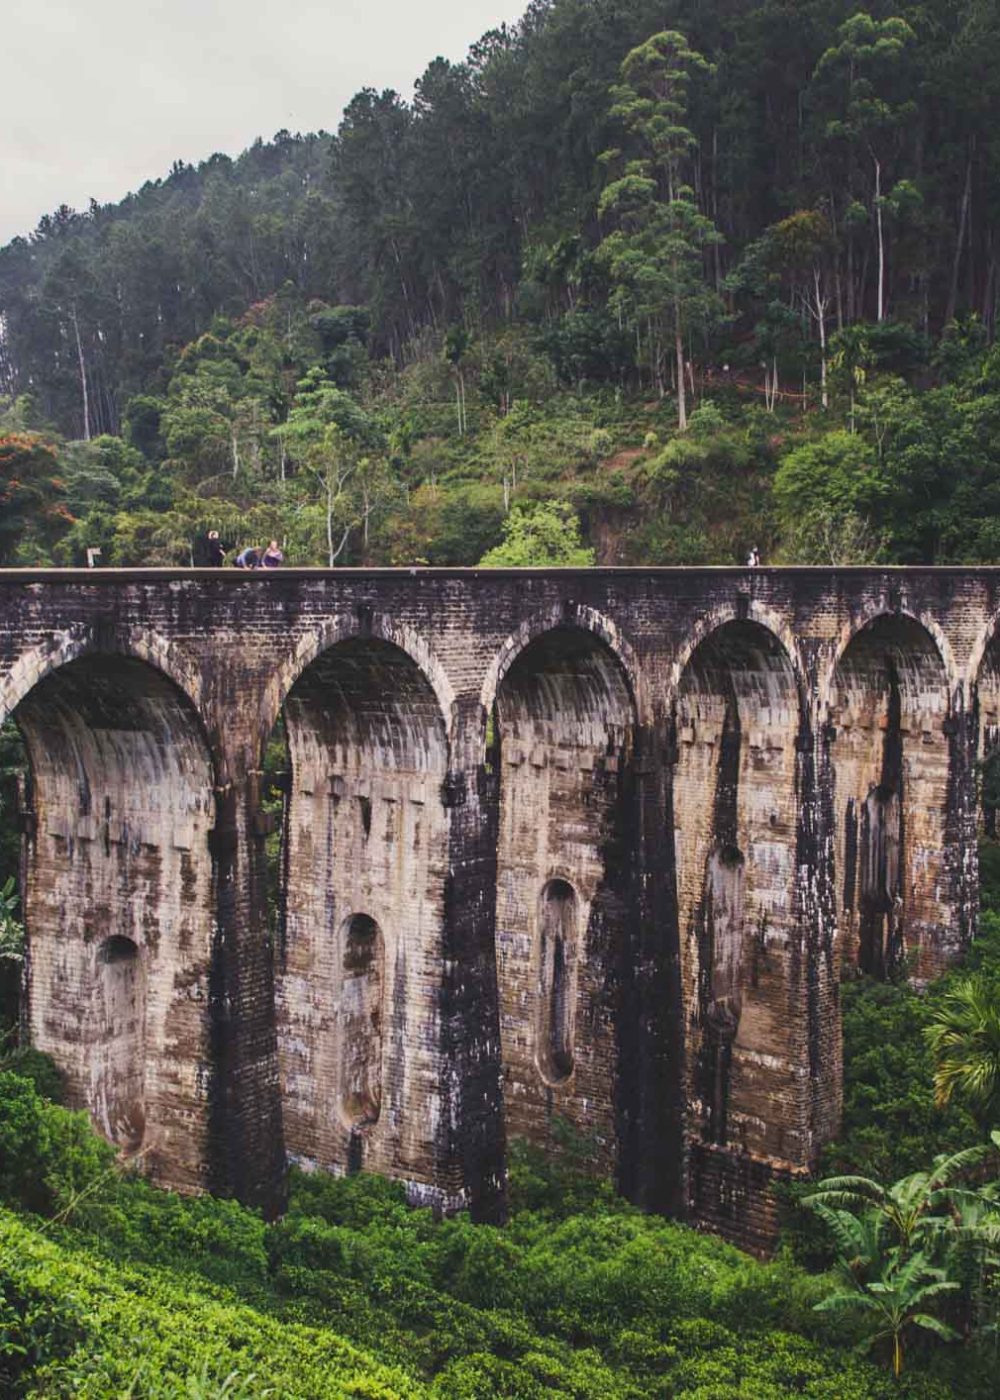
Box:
left=481, top=603, right=646, bottom=728
left=819, top=606, right=958, bottom=716
left=263, top=613, right=456, bottom=757
left=492, top=621, right=637, bottom=1182
left=967, top=610, right=1000, bottom=695
left=669, top=599, right=806, bottom=703
left=826, top=612, right=956, bottom=979
left=671, top=618, right=805, bottom=1159
left=274, top=630, right=451, bottom=1187
left=0, top=625, right=205, bottom=733
left=967, top=611, right=1000, bottom=840
left=10, top=648, right=216, bottom=1189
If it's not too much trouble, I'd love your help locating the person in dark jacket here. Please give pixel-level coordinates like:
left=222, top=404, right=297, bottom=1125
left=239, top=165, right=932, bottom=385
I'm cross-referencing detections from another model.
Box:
left=206, top=531, right=226, bottom=567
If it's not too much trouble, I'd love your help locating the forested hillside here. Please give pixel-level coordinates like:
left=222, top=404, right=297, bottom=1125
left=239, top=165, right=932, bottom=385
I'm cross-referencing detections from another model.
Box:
left=2, top=0, right=1000, bottom=570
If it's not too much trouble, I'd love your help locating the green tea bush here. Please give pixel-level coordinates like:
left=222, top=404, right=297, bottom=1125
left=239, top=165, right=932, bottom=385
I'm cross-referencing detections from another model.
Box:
left=0, top=1209, right=425, bottom=1399
left=89, top=1179, right=269, bottom=1291
left=0, top=1085, right=970, bottom=1397
left=431, top=1345, right=631, bottom=1400
left=506, top=1120, right=624, bottom=1219
left=0, top=1251, right=84, bottom=1393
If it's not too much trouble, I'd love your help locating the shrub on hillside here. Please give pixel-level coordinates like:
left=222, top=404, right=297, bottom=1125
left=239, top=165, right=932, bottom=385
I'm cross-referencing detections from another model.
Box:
left=0, top=1071, right=115, bottom=1219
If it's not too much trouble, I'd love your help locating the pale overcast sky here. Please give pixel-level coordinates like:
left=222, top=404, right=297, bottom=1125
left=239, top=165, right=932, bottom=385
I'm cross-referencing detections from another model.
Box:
left=1, top=0, right=528, bottom=244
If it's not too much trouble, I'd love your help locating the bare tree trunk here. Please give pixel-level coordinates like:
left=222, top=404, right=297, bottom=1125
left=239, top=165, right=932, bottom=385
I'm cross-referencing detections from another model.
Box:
left=391, top=237, right=417, bottom=341
left=250, top=403, right=261, bottom=474
left=711, top=127, right=722, bottom=291
left=874, top=154, right=885, bottom=322
left=70, top=305, right=91, bottom=441
left=675, top=316, right=687, bottom=431
left=946, top=151, right=972, bottom=326
left=967, top=152, right=975, bottom=314
left=330, top=523, right=352, bottom=564
left=982, top=250, right=996, bottom=338
left=859, top=246, right=870, bottom=320
left=813, top=268, right=829, bottom=410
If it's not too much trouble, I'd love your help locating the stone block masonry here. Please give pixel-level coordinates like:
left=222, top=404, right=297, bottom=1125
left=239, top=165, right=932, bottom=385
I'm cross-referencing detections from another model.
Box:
left=1, top=565, right=996, bottom=1251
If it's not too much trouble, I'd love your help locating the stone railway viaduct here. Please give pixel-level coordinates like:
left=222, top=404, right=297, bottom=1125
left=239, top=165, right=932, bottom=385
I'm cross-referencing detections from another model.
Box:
left=2, top=565, right=998, bottom=1251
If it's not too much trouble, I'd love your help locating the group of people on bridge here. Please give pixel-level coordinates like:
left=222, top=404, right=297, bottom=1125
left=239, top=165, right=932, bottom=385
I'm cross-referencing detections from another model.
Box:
left=200, top=532, right=284, bottom=569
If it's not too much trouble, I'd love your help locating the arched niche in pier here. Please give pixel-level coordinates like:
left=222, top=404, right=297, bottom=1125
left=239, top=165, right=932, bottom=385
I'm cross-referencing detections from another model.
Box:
left=338, top=912, right=386, bottom=1132
left=273, top=636, right=449, bottom=1185
left=537, top=877, right=579, bottom=1085
left=492, top=624, right=636, bottom=1182
left=10, top=654, right=216, bottom=1185
left=829, top=615, right=952, bottom=981
left=91, top=934, right=146, bottom=1150
left=672, top=619, right=803, bottom=1159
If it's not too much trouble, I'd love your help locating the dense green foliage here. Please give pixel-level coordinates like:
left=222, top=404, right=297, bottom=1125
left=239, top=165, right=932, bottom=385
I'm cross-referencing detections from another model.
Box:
left=0, top=1209, right=424, bottom=1399
left=479, top=500, right=595, bottom=566
left=775, top=846, right=1000, bottom=1374
left=820, top=876, right=1000, bottom=1185
left=2, top=0, right=1000, bottom=569
left=805, top=1140, right=1000, bottom=1376
left=4, top=0, right=999, bottom=430
left=0, top=1070, right=966, bottom=1398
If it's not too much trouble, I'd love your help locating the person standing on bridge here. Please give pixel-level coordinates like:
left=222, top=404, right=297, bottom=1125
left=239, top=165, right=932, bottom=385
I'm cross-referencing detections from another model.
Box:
left=206, top=531, right=226, bottom=567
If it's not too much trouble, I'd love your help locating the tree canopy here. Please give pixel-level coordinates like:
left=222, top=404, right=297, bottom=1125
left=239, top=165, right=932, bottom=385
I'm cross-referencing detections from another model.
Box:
left=1, top=1, right=1000, bottom=571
